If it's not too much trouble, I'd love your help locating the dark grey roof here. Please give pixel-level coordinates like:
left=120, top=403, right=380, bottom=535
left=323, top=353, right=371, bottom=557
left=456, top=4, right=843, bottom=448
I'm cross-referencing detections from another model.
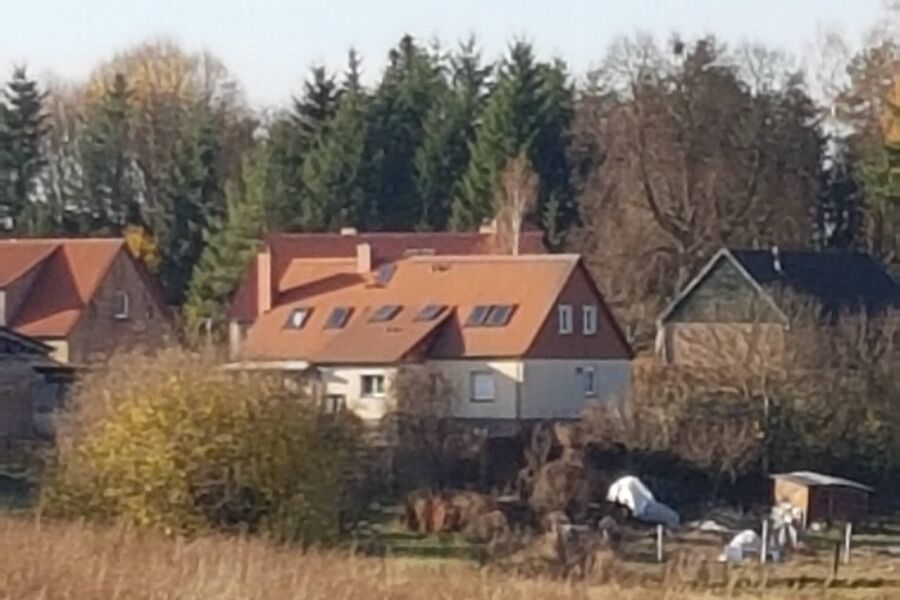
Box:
left=729, top=249, right=899, bottom=314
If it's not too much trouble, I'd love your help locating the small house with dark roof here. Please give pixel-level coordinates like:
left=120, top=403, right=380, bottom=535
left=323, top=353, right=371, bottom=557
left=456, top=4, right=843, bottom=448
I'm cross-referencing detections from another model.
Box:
left=656, top=247, right=899, bottom=366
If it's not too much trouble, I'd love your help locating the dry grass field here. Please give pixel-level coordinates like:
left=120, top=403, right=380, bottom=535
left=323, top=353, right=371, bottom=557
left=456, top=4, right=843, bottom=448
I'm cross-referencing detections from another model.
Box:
left=2, top=516, right=900, bottom=600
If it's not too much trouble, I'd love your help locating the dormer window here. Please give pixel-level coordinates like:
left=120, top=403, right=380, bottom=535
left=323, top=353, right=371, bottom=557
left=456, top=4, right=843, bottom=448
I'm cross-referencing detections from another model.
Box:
left=324, top=307, right=352, bottom=329
left=415, top=304, right=446, bottom=321
left=285, top=307, right=311, bottom=329
left=466, top=305, right=491, bottom=326
left=485, top=304, right=515, bottom=327
left=114, top=291, right=130, bottom=320
left=370, top=304, right=401, bottom=323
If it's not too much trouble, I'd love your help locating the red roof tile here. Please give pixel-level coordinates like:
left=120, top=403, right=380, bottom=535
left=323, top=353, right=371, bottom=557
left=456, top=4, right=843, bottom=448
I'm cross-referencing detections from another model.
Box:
left=0, top=241, right=56, bottom=286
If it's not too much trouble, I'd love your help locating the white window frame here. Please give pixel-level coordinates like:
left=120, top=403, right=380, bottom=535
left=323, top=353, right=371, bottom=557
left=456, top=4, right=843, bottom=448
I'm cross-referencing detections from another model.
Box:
left=286, top=307, right=310, bottom=329
left=558, top=304, right=573, bottom=335
left=582, top=366, right=597, bottom=397
left=469, top=371, right=496, bottom=403
left=582, top=304, right=598, bottom=335
left=114, top=291, right=130, bottom=320
left=360, top=374, right=386, bottom=398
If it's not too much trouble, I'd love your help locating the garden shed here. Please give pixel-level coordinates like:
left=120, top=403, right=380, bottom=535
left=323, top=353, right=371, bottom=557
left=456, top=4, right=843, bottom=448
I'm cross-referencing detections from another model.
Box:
left=771, top=471, right=873, bottom=527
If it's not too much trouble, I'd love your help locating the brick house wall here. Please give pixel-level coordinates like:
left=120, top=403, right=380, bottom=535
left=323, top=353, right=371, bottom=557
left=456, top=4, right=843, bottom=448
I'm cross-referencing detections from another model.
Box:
left=66, top=252, right=173, bottom=364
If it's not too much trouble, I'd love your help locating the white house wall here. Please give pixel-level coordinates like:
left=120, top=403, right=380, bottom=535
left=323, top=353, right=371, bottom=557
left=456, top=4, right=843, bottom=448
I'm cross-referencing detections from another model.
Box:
left=320, top=365, right=397, bottom=420
left=431, top=360, right=522, bottom=420
left=521, top=359, right=630, bottom=419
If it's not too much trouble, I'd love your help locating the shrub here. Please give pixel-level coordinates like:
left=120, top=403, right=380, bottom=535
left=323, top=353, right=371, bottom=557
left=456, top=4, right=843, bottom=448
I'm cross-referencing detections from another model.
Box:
left=42, top=350, right=360, bottom=542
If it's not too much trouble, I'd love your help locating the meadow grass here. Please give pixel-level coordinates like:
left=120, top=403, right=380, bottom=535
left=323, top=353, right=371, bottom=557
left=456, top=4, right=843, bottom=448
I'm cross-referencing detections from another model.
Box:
left=2, top=516, right=899, bottom=599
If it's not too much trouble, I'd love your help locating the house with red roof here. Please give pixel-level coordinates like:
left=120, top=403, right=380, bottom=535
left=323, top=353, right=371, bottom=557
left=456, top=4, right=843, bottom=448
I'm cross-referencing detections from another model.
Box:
left=228, top=229, right=632, bottom=429
left=0, top=238, right=174, bottom=364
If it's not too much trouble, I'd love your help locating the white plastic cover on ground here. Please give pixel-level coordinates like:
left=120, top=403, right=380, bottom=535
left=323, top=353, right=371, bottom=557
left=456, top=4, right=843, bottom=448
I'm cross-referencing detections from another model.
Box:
left=718, top=529, right=781, bottom=563
left=606, top=476, right=680, bottom=528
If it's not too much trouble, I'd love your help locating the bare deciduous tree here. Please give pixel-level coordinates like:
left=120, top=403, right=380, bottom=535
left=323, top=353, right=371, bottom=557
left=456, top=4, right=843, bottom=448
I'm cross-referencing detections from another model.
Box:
left=495, top=153, right=539, bottom=255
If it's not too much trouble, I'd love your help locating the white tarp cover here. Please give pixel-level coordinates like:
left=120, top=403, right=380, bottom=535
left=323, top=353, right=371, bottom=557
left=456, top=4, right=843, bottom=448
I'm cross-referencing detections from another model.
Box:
left=606, top=476, right=680, bottom=528
left=718, top=529, right=781, bottom=563
left=719, top=530, right=760, bottom=563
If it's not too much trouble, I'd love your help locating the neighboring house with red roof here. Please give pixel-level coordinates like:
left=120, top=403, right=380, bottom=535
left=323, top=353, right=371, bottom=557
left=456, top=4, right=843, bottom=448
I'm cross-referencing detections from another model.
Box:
left=228, top=229, right=632, bottom=430
left=0, top=238, right=174, bottom=364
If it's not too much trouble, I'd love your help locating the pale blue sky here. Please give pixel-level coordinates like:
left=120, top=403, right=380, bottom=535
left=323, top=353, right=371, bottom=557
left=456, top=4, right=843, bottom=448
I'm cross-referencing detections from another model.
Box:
left=0, top=0, right=889, bottom=108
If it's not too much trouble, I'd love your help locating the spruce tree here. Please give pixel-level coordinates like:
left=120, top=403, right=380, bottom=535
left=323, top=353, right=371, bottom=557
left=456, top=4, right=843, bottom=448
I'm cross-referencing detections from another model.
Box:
left=184, top=148, right=267, bottom=336
left=414, top=39, right=490, bottom=229
left=156, top=107, right=226, bottom=306
left=0, top=67, right=48, bottom=232
left=80, top=73, right=140, bottom=232
left=364, top=35, right=447, bottom=229
left=450, top=42, right=574, bottom=239
left=295, top=84, right=368, bottom=230
left=268, top=66, right=342, bottom=226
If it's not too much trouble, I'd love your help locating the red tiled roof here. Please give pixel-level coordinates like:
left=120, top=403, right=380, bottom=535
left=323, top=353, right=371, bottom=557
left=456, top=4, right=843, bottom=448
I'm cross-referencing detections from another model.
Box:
left=0, top=239, right=123, bottom=337
left=239, top=254, right=579, bottom=363
left=230, top=230, right=546, bottom=321
left=0, top=241, right=56, bottom=286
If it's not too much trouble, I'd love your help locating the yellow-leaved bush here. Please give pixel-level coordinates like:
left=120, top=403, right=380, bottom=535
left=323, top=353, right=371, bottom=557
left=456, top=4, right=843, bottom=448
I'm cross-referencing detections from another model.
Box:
left=41, top=351, right=360, bottom=542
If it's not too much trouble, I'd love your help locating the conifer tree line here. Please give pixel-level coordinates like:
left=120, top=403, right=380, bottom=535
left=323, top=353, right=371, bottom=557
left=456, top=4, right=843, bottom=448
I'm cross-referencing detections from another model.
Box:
left=0, top=30, right=896, bottom=340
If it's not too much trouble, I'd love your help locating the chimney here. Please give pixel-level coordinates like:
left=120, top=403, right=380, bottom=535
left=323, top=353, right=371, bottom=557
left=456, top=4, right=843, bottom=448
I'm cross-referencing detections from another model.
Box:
left=771, top=245, right=782, bottom=274
left=256, top=249, right=272, bottom=316
left=340, top=227, right=358, bottom=236
left=356, top=242, right=372, bottom=274
left=478, top=218, right=497, bottom=234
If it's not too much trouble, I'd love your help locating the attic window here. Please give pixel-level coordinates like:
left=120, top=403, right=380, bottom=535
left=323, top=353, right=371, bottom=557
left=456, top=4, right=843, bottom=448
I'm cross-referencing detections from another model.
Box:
left=465, top=305, right=491, bottom=327
left=485, top=304, right=515, bottom=327
left=285, top=307, right=311, bottom=329
left=370, top=304, right=401, bottom=323
left=416, top=304, right=446, bottom=321
left=374, top=263, right=397, bottom=286
left=114, top=291, right=130, bottom=320
left=324, top=307, right=352, bottom=329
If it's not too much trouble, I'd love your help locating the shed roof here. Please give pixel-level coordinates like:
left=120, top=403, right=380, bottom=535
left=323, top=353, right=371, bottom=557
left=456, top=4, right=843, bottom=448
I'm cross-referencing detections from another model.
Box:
left=771, top=471, right=873, bottom=492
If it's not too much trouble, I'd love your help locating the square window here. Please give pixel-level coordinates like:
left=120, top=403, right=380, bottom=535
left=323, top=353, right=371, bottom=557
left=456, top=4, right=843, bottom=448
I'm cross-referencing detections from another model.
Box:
left=469, top=371, right=496, bottom=402
left=285, top=307, right=310, bottom=329
left=324, top=307, right=352, bottom=329
left=466, top=305, right=491, bottom=327
left=370, top=304, right=401, bottom=323
left=582, top=366, right=597, bottom=397
left=582, top=305, right=598, bottom=335
left=361, top=374, right=386, bottom=397
left=114, top=291, right=130, bottom=320
left=558, top=304, right=573, bottom=334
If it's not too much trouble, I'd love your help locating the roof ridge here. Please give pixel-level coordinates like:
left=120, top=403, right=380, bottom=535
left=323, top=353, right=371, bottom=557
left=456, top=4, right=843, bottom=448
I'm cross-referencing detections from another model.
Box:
left=407, top=253, right=578, bottom=263
left=268, top=230, right=542, bottom=239
left=0, top=237, right=124, bottom=245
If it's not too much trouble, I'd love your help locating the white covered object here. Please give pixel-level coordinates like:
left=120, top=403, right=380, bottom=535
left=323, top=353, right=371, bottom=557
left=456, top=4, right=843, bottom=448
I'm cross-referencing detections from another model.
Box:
left=718, top=529, right=780, bottom=563
left=606, top=476, right=680, bottom=528
left=719, top=530, right=759, bottom=563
